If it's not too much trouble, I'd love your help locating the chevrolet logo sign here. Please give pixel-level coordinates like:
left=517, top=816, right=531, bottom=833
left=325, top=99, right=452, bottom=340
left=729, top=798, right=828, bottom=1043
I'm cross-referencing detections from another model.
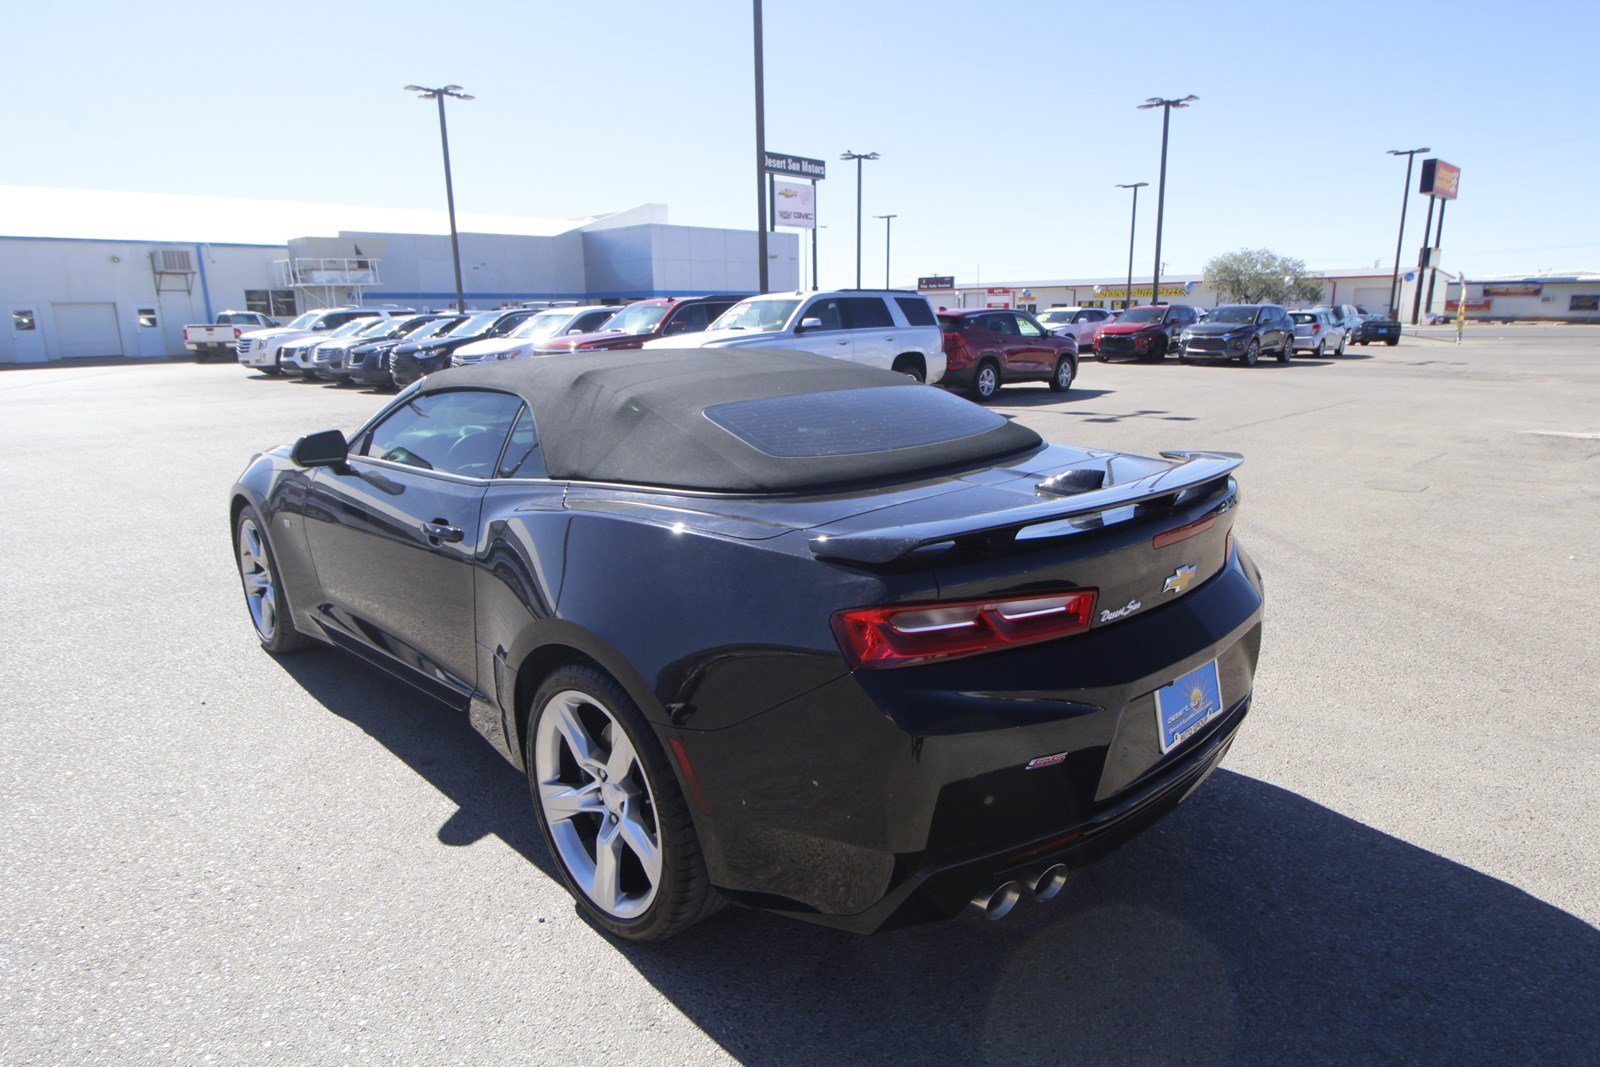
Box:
left=1162, top=565, right=1198, bottom=594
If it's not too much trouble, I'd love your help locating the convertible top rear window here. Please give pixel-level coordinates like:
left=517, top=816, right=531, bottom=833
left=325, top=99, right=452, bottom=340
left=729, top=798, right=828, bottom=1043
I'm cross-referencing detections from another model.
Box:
left=705, top=386, right=1006, bottom=458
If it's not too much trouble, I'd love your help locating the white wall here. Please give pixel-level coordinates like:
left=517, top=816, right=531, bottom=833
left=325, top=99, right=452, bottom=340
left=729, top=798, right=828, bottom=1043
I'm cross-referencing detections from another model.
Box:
left=0, top=237, right=280, bottom=362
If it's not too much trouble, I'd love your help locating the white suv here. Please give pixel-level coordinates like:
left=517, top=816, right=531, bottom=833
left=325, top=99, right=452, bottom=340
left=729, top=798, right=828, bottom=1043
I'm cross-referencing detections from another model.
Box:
left=642, top=290, right=946, bottom=383
left=236, top=306, right=413, bottom=375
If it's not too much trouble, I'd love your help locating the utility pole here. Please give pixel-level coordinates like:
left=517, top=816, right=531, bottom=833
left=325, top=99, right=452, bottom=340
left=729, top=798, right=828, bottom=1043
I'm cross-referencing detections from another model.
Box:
left=841, top=150, right=879, bottom=288
left=753, top=0, right=768, bottom=293
left=1116, top=182, right=1148, bottom=309
left=874, top=214, right=897, bottom=288
left=1138, top=96, right=1197, bottom=306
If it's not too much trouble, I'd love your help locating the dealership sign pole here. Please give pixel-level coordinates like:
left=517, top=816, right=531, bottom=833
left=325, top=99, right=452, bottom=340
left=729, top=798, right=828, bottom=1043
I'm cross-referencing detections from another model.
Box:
left=1419, top=159, right=1460, bottom=322
left=753, top=0, right=768, bottom=294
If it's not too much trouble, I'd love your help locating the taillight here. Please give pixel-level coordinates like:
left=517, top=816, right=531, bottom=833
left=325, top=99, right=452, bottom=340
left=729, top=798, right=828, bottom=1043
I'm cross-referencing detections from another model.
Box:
left=942, top=330, right=972, bottom=368
left=233, top=327, right=243, bottom=339
left=831, top=589, right=1098, bottom=670
left=1311, top=324, right=1322, bottom=333
left=182, top=328, right=189, bottom=341
left=1153, top=513, right=1216, bottom=549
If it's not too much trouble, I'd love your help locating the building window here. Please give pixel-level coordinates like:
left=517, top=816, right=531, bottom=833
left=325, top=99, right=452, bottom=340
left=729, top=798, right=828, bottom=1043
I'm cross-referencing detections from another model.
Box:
left=12, top=309, right=36, bottom=330
left=1081, top=300, right=1104, bottom=308
left=137, top=308, right=159, bottom=328
left=245, top=289, right=298, bottom=317
left=1570, top=295, right=1599, bottom=312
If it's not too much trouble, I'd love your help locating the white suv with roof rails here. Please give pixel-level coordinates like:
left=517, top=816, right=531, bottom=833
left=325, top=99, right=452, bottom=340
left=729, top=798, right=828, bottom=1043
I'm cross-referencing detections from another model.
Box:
left=236, top=306, right=414, bottom=375
left=642, top=289, right=946, bottom=384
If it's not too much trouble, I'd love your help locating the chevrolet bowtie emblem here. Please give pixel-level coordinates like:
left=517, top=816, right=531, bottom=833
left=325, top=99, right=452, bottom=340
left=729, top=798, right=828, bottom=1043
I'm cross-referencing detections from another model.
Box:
left=1163, top=565, right=1198, bottom=594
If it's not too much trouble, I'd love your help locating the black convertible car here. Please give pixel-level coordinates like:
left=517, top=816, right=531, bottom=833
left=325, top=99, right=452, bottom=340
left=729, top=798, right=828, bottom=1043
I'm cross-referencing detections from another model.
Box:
left=231, top=349, right=1264, bottom=941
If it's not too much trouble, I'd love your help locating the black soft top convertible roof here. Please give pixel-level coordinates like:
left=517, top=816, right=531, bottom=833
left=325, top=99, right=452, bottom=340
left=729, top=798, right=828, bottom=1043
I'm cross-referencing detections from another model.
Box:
left=420, top=348, right=1043, bottom=492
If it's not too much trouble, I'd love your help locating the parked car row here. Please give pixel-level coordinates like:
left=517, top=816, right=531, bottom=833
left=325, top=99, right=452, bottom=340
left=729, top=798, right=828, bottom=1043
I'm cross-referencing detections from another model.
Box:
left=235, top=290, right=1057, bottom=399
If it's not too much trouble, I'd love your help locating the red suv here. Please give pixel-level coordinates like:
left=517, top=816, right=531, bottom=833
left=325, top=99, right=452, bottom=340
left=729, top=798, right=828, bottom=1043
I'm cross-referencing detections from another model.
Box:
left=533, top=295, right=740, bottom=354
left=1092, top=303, right=1199, bottom=362
left=937, top=309, right=1079, bottom=401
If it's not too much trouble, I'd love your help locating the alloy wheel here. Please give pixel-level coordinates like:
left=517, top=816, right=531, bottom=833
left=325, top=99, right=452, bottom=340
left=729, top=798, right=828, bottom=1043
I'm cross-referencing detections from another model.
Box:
left=534, top=690, right=663, bottom=920
left=976, top=364, right=998, bottom=399
left=1243, top=340, right=1259, bottom=366
left=1056, top=358, right=1074, bottom=390
left=237, top=517, right=277, bottom=641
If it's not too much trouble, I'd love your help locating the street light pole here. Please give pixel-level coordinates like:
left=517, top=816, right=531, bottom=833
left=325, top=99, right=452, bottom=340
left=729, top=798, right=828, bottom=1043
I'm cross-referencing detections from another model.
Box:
left=841, top=150, right=879, bottom=288
left=403, top=84, right=474, bottom=313
left=874, top=214, right=897, bottom=288
left=1386, top=147, right=1429, bottom=319
left=1115, top=182, right=1148, bottom=309
left=1137, top=95, right=1197, bottom=307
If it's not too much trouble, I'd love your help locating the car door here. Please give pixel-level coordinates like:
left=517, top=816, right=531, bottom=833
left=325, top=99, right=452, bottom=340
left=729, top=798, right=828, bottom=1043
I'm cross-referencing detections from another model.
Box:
left=1011, top=313, right=1054, bottom=375
left=791, top=296, right=853, bottom=363
left=303, top=388, right=524, bottom=704
left=839, top=296, right=897, bottom=369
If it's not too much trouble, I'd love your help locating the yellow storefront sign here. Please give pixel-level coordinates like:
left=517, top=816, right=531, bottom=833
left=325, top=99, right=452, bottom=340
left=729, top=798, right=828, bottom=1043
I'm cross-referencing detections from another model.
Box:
left=1092, top=284, right=1192, bottom=298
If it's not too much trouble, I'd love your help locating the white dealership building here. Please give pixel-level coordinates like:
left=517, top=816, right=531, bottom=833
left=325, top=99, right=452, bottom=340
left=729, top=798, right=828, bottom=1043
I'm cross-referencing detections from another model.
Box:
left=0, top=186, right=800, bottom=364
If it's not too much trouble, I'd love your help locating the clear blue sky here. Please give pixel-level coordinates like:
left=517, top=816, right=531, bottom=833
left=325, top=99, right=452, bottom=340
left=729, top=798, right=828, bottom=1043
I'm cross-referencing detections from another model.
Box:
left=6, top=0, right=1595, bottom=288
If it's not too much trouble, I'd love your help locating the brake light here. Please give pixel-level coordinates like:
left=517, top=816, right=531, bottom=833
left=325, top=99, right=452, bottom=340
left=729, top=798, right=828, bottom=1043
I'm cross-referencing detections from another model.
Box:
left=182, top=328, right=189, bottom=341
left=1153, top=514, right=1216, bottom=549
left=1311, top=324, right=1322, bottom=333
left=832, top=589, right=1098, bottom=669
left=942, top=330, right=972, bottom=368
left=233, top=327, right=243, bottom=339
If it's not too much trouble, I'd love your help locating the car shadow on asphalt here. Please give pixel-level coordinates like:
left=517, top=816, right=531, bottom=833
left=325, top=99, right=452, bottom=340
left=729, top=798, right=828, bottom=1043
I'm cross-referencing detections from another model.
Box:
left=275, top=650, right=1600, bottom=1063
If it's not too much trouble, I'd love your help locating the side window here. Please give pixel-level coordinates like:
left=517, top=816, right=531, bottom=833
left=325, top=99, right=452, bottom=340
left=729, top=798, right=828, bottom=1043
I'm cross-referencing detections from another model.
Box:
left=497, top=406, right=545, bottom=478
left=362, top=390, right=524, bottom=478
left=664, top=303, right=712, bottom=334
left=1016, top=316, right=1043, bottom=338
left=989, top=313, right=1020, bottom=337
left=802, top=298, right=844, bottom=330
left=1256, top=308, right=1270, bottom=325
left=894, top=297, right=936, bottom=326
left=839, top=297, right=894, bottom=329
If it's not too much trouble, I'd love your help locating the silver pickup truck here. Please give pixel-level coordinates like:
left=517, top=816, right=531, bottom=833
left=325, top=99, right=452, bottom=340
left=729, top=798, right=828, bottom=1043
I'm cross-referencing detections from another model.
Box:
left=183, top=311, right=275, bottom=358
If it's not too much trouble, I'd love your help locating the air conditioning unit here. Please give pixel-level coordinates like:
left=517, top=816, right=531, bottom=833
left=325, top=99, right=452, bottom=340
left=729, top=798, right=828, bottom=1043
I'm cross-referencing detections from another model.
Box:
left=151, top=249, right=195, bottom=274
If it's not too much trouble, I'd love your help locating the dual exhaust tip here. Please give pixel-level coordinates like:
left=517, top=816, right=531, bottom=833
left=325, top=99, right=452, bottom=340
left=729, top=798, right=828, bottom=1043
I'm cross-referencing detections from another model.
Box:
left=970, top=864, right=1070, bottom=921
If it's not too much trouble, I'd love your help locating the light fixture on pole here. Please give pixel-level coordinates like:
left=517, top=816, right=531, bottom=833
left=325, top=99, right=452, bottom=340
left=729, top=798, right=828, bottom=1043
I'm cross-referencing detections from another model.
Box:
left=1386, top=146, right=1430, bottom=319
left=874, top=214, right=897, bottom=289
left=1136, top=95, right=1197, bottom=306
left=403, top=84, right=474, bottom=313
left=841, top=150, right=879, bottom=288
left=1115, top=182, right=1148, bottom=309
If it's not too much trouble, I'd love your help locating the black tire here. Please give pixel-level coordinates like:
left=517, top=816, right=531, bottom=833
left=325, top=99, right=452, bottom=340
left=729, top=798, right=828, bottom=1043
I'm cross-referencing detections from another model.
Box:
left=258, top=365, right=282, bottom=377
left=234, top=504, right=312, bottom=654
left=969, top=359, right=1001, bottom=402
left=525, top=665, right=718, bottom=942
left=1242, top=339, right=1260, bottom=367
left=1309, top=340, right=1324, bottom=360
left=1047, top=355, right=1075, bottom=392
left=891, top=355, right=926, bottom=383
left=1385, top=338, right=1399, bottom=346
left=1143, top=336, right=1168, bottom=363
left=1334, top=333, right=1347, bottom=356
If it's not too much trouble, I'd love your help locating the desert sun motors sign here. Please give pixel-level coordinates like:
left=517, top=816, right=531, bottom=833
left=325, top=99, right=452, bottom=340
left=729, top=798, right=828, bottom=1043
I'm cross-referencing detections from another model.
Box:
left=772, top=181, right=815, bottom=228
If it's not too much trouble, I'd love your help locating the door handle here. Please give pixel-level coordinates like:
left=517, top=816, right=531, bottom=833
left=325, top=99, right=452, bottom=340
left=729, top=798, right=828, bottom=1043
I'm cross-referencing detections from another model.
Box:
left=836, top=340, right=849, bottom=345
left=423, top=520, right=463, bottom=544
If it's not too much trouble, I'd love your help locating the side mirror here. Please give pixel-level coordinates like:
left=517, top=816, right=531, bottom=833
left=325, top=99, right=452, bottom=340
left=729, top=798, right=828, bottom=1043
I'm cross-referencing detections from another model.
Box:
left=798, top=317, right=823, bottom=332
left=290, top=429, right=349, bottom=468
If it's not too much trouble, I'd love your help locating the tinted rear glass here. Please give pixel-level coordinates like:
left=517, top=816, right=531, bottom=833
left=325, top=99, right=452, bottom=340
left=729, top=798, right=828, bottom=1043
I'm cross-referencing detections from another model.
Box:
left=705, top=386, right=1006, bottom=458
left=895, top=297, right=936, bottom=326
left=840, top=297, right=894, bottom=329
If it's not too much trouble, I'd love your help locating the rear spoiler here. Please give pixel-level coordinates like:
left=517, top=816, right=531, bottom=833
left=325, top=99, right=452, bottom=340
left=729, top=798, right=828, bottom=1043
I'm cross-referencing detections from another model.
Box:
left=808, top=450, right=1243, bottom=565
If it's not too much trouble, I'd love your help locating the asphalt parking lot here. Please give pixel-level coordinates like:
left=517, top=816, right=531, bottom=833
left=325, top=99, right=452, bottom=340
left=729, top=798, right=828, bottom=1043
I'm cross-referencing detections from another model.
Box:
left=3, top=330, right=1598, bottom=1064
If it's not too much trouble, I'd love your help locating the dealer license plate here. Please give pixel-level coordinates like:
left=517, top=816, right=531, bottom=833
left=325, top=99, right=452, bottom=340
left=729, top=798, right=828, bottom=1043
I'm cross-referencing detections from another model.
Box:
left=1154, top=660, right=1224, bottom=754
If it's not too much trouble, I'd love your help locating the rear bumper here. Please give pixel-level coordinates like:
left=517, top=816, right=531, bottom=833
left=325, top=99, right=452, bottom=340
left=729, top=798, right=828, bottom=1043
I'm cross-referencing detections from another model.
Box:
left=674, top=544, right=1265, bottom=932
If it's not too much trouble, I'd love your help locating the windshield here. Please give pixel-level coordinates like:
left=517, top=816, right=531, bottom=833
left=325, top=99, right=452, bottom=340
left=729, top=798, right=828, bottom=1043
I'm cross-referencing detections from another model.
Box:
left=453, top=312, right=504, bottom=337
left=1207, top=306, right=1259, bottom=324
left=409, top=317, right=464, bottom=340
left=513, top=310, right=572, bottom=339
left=710, top=298, right=803, bottom=332
left=287, top=312, right=320, bottom=329
left=1117, top=306, right=1167, bottom=324
left=487, top=313, right=530, bottom=337
left=353, top=318, right=393, bottom=336
left=601, top=303, right=671, bottom=335
left=328, top=318, right=376, bottom=337
left=1035, top=309, right=1075, bottom=325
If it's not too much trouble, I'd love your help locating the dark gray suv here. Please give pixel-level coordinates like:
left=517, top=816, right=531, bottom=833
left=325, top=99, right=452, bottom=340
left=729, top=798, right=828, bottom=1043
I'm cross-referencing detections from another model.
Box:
left=1178, top=304, right=1296, bottom=365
